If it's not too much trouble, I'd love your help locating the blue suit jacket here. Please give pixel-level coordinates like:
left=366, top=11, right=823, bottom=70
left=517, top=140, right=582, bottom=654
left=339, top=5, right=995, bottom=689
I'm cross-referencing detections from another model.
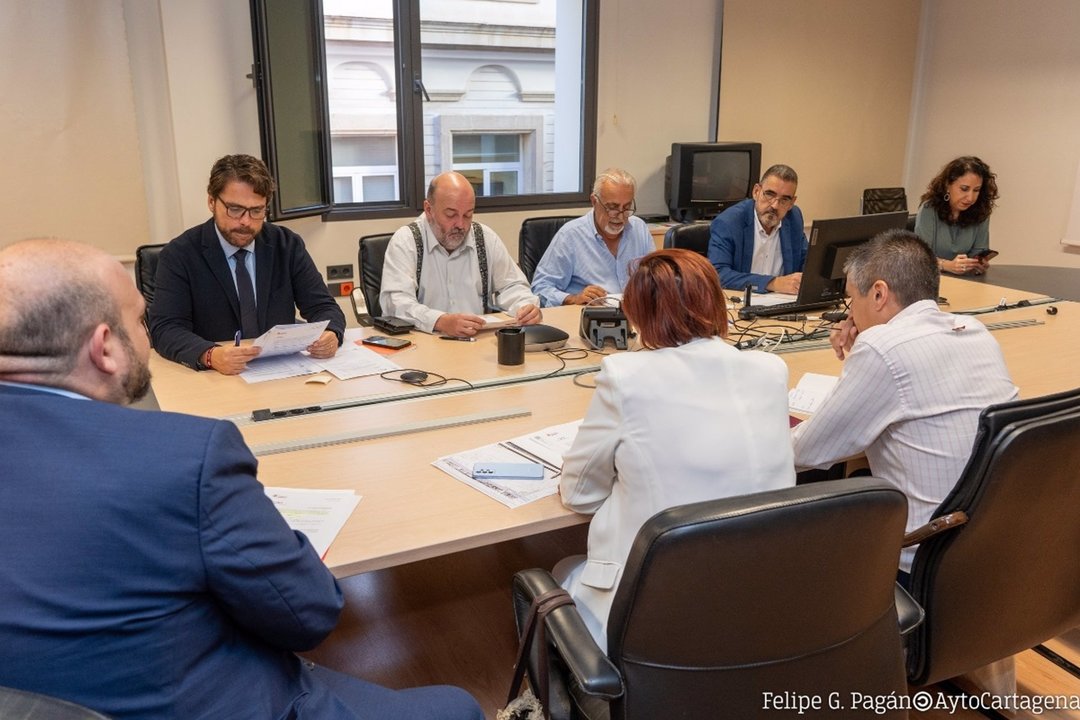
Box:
left=0, top=383, right=357, bottom=719
left=707, top=199, right=808, bottom=292
left=149, top=219, right=346, bottom=369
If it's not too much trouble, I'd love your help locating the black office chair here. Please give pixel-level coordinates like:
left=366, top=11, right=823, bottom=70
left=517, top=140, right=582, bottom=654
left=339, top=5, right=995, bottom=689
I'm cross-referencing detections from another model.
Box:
left=356, top=233, right=393, bottom=321
left=134, top=243, right=166, bottom=311
left=861, top=187, right=908, bottom=214
left=511, top=478, right=919, bottom=719
left=0, top=686, right=111, bottom=719
left=518, top=216, right=576, bottom=281
left=662, top=221, right=710, bottom=257
left=902, top=387, right=1080, bottom=688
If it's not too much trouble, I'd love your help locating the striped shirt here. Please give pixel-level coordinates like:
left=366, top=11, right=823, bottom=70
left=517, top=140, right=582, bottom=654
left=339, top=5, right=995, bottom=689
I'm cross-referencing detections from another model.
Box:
left=791, top=299, right=1018, bottom=570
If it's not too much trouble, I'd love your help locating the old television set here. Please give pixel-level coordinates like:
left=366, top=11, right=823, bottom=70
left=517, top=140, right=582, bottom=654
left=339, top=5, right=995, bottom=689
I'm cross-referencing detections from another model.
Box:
left=665, top=141, right=762, bottom=222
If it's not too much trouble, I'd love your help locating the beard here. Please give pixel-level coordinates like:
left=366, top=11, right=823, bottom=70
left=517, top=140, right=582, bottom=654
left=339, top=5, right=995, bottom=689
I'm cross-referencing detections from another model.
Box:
left=437, top=227, right=467, bottom=252
left=758, top=208, right=779, bottom=232
left=221, top=226, right=256, bottom=248
left=117, top=330, right=152, bottom=405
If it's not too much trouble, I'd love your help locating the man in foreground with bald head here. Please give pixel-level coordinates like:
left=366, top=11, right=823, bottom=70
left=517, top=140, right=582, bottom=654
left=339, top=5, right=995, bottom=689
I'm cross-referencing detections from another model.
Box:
left=380, top=171, right=542, bottom=336
left=0, top=238, right=483, bottom=719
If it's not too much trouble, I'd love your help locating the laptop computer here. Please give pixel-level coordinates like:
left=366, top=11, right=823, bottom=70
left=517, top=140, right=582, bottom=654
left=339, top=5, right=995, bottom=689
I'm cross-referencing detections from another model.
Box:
left=738, top=211, right=909, bottom=320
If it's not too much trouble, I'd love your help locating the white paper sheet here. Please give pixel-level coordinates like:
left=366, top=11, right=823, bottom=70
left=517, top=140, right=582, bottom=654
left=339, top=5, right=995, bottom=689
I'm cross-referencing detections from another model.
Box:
left=788, top=372, right=839, bottom=414
left=744, top=292, right=798, bottom=308
left=240, top=354, right=325, bottom=383
left=252, top=320, right=330, bottom=358
left=481, top=313, right=517, bottom=330
left=314, top=344, right=402, bottom=380
left=264, top=487, right=361, bottom=559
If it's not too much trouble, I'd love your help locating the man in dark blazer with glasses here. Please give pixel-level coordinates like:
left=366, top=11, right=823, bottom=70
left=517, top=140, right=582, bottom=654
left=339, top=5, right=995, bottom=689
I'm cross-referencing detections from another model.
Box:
left=149, top=154, right=345, bottom=374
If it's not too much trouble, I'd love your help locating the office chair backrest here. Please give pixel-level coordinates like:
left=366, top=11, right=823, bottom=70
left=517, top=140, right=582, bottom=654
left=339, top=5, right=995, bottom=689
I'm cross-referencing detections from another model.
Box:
left=606, top=478, right=910, bottom=719
left=0, top=685, right=111, bottom=719
left=905, top=387, right=1080, bottom=686
left=662, top=222, right=710, bottom=257
left=518, top=216, right=576, bottom=281
left=861, top=187, right=908, bottom=214
left=358, top=233, right=393, bottom=319
left=134, top=243, right=166, bottom=309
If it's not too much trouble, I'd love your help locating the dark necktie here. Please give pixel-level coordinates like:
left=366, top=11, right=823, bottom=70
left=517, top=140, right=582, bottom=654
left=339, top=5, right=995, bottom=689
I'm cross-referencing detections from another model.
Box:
left=233, top=249, right=259, bottom=338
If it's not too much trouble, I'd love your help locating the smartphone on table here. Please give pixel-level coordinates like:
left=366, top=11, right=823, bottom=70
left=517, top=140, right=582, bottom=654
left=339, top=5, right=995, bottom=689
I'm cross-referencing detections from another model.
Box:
left=362, top=335, right=412, bottom=350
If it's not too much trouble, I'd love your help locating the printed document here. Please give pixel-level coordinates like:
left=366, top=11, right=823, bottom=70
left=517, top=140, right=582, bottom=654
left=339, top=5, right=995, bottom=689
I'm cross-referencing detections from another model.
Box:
left=788, top=372, right=839, bottom=414
left=264, top=487, right=361, bottom=559
left=252, top=320, right=330, bottom=358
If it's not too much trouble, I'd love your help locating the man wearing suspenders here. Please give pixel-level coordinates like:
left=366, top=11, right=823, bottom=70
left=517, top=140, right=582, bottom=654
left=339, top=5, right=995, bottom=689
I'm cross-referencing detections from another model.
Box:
left=381, top=171, right=542, bottom=337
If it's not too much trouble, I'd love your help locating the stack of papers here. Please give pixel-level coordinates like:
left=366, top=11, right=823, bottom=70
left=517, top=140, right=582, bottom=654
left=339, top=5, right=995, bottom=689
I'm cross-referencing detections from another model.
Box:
left=432, top=420, right=582, bottom=508
left=264, top=487, right=361, bottom=559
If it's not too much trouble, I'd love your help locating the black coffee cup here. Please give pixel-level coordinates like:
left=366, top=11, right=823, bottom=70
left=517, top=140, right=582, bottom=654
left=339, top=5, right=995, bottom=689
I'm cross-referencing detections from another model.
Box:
left=497, top=327, right=525, bottom=365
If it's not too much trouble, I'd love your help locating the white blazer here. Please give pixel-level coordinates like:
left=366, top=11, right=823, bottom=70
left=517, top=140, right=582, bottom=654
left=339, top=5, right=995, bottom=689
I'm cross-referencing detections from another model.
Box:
left=559, top=337, right=796, bottom=650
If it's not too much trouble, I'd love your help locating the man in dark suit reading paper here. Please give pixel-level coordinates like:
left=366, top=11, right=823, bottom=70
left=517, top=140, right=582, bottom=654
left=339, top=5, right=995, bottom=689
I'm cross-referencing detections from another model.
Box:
left=149, top=154, right=346, bottom=374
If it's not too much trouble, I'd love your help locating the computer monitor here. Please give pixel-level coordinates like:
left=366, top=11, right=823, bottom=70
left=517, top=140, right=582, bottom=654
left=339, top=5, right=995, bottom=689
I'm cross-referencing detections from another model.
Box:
left=799, top=211, right=911, bottom=305
left=665, top=142, right=762, bottom=222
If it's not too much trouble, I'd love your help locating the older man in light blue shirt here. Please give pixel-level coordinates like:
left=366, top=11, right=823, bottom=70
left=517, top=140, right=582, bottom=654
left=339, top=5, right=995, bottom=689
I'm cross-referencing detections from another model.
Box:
left=531, top=169, right=655, bottom=307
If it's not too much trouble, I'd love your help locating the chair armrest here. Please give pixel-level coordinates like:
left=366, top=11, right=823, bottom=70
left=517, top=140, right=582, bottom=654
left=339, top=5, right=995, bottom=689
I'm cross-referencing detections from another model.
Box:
left=902, top=510, right=968, bottom=547
left=894, top=582, right=924, bottom=637
left=512, top=569, right=624, bottom=698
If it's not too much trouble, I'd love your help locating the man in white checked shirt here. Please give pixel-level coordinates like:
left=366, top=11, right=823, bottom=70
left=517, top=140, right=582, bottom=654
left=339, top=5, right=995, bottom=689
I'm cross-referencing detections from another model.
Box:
left=791, top=229, right=1017, bottom=577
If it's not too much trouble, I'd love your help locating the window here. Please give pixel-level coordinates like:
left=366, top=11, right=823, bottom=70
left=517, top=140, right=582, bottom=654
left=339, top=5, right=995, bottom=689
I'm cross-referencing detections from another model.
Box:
left=251, top=0, right=598, bottom=220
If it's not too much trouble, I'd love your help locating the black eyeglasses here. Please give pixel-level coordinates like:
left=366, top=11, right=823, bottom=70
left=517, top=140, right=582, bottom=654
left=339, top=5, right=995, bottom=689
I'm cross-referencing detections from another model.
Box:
left=593, top=195, right=636, bottom=218
left=759, top=189, right=795, bottom=208
left=216, top=197, right=268, bottom=220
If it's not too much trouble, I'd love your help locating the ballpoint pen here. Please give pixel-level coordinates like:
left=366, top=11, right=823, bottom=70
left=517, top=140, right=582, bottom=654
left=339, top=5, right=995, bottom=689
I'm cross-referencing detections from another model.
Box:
left=234, top=330, right=242, bottom=346
left=439, top=336, right=476, bottom=342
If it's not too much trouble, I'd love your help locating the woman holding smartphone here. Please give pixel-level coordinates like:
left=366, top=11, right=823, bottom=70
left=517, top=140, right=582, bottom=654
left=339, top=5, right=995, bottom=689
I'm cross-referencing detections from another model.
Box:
left=914, top=156, right=1000, bottom=275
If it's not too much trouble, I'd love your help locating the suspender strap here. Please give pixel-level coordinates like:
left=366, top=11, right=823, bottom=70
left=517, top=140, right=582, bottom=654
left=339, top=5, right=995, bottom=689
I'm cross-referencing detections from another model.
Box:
left=409, top=221, right=493, bottom=313
left=408, top=222, right=424, bottom=289
left=472, top=222, right=492, bottom=313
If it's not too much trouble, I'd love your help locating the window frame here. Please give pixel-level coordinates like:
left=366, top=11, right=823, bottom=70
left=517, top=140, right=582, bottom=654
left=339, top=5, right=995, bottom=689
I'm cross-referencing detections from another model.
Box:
left=250, top=0, right=598, bottom=221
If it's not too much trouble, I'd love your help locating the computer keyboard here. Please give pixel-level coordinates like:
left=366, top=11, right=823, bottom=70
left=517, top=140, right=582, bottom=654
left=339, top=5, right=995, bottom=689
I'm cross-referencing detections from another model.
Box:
left=738, top=299, right=840, bottom=320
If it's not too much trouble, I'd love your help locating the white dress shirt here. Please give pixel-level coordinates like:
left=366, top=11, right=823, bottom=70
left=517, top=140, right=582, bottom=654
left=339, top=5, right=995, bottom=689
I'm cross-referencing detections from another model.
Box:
left=559, top=337, right=797, bottom=650
left=380, top=215, right=538, bottom=333
left=791, top=300, right=1018, bottom=570
left=750, top=211, right=783, bottom=278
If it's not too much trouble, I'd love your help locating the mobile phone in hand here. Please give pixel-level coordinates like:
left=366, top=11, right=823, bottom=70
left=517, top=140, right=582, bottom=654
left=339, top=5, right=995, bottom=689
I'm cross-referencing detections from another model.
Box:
left=970, top=248, right=999, bottom=261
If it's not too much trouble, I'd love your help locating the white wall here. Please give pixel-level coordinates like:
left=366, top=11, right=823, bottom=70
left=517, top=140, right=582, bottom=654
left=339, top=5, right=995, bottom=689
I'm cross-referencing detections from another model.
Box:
left=905, top=0, right=1080, bottom=268
left=0, top=1, right=148, bottom=256
left=717, top=0, right=921, bottom=223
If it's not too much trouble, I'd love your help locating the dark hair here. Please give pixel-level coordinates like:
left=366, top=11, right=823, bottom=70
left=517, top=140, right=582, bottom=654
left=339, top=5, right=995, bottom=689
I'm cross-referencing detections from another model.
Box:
left=919, top=156, right=998, bottom=227
left=622, top=249, right=727, bottom=349
left=844, top=229, right=939, bottom=307
left=207, top=154, right=276, bottom=200
left=761, top=164, right=798, bottom=185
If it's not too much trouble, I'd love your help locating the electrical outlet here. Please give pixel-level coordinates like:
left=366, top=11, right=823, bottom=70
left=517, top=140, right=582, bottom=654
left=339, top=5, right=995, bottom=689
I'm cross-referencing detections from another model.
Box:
left=326, top=264, right=353, bottom=280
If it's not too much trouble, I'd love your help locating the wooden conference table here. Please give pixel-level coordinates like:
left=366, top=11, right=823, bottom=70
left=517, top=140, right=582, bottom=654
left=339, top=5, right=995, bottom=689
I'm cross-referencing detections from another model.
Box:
left=147, top=277, right=1078, bottom=577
